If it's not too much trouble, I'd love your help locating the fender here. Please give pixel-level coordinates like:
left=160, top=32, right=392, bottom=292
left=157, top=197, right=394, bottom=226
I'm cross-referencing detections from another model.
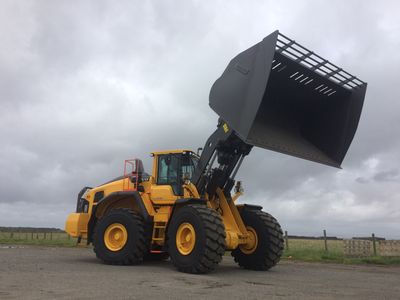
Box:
left=172, top=198, right=208, bottom=216
left=166, top=198, right=207, bottom=234
left=167, top=198, right=207, bottom=221
left=174, top=198, right=207, bottom=206
left=236, top=204, right=263, bottom=212
left=87, top=191, right=151, bottom=244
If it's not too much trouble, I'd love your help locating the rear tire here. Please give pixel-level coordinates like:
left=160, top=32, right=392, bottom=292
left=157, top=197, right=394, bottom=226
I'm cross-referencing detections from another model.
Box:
left=167, top=204, right=226, bottom=274
left=232, top=209, right=283, bottom=270
left=93, top=208, right=147, bottom=265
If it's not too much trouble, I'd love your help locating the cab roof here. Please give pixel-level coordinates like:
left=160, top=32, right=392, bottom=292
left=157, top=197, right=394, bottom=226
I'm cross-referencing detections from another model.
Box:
left=151, top=149, right=194, bottom=156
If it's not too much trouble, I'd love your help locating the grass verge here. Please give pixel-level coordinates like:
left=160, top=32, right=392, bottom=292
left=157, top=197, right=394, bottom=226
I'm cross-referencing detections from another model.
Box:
left=0, top=232, right=77, bottom=247
left=283, top=249, right=400, bottom=265
left=0, top=238, right=77, bottom=247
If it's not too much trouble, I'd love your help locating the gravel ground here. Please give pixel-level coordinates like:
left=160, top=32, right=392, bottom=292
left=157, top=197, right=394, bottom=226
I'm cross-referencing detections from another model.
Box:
left=0, top=245, right=399, bottom=299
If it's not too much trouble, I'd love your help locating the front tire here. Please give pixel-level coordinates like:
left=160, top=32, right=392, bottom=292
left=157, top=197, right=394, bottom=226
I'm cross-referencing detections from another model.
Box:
left=167, top=204, right=226, bottom=274
left=232, top=209, right=283, bottom=270
left=93, top=208, right=147, bottom=265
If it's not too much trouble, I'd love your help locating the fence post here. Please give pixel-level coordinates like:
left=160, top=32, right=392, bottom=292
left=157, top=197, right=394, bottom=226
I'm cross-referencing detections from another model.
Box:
left=44, top=232, right=47, bottom=240
left=50, top=232, right=53, bottom=241
left=372, top=233, right=377, bottom=256
left=36, top=233, right=39, bottom=239
left=284, top=230, right=289, bottom=250
left=10, top=232, right=14, bottom=239
left=323, top=229, right=328, bottom=251
left=31, top=232, right=33, bottom=240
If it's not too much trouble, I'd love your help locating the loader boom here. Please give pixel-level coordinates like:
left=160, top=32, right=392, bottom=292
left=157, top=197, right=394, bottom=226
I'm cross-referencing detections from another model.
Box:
left=192, top=119, right=252, bottom=197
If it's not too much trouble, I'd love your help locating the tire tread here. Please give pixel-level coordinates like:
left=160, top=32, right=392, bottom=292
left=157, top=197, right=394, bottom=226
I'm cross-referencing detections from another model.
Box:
left=171, top=204, right=226, bottom=274
left=93, top=208, right=147, bottom=265
left=232, top=210, right=284, bottom=270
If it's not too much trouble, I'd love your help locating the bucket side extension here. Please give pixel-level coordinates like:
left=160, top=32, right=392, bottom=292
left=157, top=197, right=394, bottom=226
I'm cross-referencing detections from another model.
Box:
left=209, top=30, right=367, bottom=167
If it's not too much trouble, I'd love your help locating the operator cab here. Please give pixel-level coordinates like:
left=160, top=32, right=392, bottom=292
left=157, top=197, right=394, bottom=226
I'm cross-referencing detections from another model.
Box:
left=154, top=150, right=199, bottom=195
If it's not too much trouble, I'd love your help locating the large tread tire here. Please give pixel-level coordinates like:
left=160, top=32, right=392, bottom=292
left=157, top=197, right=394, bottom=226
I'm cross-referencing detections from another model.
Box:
left=93, top=208, right=147, bottom=265
left=167, top=204, right=226, bottom=274
left=232, top=209, right=283, bottom=270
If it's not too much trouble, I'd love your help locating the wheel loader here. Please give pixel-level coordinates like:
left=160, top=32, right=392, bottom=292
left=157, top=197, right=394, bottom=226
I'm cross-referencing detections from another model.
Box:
left=65, top=30, right=367, bottom=274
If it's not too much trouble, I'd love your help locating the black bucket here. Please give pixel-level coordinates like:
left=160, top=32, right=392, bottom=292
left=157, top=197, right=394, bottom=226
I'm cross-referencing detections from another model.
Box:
left=209, top=30, right=367, bottom=167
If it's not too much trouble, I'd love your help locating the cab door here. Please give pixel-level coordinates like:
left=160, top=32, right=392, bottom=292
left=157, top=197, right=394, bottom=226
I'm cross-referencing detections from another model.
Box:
left=150, top=154, right=181, bottom=204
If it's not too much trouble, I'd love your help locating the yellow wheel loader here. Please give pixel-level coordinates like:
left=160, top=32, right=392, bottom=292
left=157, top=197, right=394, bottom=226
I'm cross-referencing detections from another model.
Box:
left=65, top=31, right=367, bottom=274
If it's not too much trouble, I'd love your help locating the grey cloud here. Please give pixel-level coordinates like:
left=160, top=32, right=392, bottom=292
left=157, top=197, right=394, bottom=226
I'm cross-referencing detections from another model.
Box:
left=356, top=177, right=369, bottom=184
left=373, top=169, right=399, bottom=182
left=0, top=0, right=399, bottom=238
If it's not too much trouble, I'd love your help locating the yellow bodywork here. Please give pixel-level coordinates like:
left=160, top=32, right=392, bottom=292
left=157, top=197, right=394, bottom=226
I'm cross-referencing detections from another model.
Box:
left=65, top=149, right=253, bottom=250
left=65, top=213, right=89, bottom=238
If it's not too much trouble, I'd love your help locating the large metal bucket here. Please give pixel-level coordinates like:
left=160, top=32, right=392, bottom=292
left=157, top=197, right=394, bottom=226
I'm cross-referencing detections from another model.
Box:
left=209, top=31, right=367, bottom=167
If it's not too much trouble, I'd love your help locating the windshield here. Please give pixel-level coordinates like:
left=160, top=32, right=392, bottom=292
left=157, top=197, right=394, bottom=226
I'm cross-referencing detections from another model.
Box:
left=157, top=152, right=199, bottom=195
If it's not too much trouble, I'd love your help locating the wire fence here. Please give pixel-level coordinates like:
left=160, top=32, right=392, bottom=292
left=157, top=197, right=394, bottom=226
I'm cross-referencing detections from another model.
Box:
left=283, top=230, right=400, bottom=259
left=0, top=231, right=77, bottom=246
left=0, top=231, right=71, bottom=240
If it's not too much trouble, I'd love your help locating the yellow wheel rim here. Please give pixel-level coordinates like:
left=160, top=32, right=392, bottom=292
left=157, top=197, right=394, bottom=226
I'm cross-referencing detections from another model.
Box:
left=104, top=223, right=128, bottom=252
left=240, top=226, right=258, bottom=254
left=176, top=222, right=196, bottom=255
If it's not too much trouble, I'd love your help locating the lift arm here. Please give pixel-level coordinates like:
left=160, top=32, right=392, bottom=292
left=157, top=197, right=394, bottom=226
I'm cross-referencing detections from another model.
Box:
left=192, top=119, right=252, bottom=198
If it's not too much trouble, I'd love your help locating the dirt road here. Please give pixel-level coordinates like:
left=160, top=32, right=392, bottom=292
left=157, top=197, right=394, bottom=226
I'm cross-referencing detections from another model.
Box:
left=0, top=246, right=399, bottom=299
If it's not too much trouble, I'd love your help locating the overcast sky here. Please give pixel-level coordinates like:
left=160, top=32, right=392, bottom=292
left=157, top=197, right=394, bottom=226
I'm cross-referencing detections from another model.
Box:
left=0, top=0, right=399, bottom=238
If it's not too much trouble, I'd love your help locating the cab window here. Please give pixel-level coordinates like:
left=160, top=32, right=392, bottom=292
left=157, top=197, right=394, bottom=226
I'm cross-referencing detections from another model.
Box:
left=181, top=153, right=198, bottom=181
left=157, top=155, right=180, bottom=185
left=157, top=153, right=199, bottom=195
